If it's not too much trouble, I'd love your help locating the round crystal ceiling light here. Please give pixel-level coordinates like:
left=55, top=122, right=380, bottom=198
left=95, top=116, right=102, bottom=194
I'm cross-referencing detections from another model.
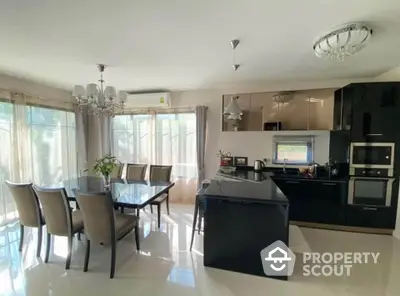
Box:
left=313, top=23, right=373, bottom=61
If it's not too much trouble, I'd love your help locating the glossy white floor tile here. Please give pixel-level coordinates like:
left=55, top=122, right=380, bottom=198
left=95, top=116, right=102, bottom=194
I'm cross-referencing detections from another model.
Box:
left=1, top=204, right=400, bottom=296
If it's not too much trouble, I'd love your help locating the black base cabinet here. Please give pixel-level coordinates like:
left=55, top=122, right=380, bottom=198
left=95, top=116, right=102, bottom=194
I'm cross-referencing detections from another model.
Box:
left=272, top=178, right=346, bottom=225
left=272, top=177, right=396, bottom=230
left=344, top=206, right=396, bottom=229
left=203, top=198, right=289, bottom=280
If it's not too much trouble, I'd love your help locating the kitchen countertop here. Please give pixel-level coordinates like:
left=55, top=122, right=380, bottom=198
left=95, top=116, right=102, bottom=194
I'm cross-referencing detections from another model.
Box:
left=217, top=170, right=348, bottom=183
left=204, top=172, right=288, bottom=205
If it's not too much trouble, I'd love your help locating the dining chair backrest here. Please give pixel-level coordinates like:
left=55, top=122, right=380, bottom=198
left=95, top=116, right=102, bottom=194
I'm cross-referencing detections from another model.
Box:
left=126, top=164, right=147, bottom=180
left=110, top=163, right=124, bottom=179
left=32, top=186, right=72, bottom=236
left=149, top=165, right=172, bottom=182
left=75, top=191, right=115, bottom=244
left=5, top=181, right=42, bottom=227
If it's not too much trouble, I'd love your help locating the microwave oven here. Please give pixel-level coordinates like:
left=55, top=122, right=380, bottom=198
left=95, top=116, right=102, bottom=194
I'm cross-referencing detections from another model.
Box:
left=349, top=142, right=395, bottom=176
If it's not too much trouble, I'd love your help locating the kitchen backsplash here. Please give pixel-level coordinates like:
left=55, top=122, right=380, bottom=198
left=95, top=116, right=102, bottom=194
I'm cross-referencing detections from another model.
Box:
left=218, top=130, right=330, bottom=166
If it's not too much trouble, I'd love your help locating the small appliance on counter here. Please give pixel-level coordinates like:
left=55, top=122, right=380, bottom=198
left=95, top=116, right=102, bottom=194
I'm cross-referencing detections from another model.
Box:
left=254, top=160, right=265, bottom=171
left=263, top=121, right=282, bottom=131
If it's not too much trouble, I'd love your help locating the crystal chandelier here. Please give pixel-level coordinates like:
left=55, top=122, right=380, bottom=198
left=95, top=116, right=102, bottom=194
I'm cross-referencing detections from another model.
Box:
left=72, top=64, right=127, bottom=117
left=313, top=23, right=373, bottom=61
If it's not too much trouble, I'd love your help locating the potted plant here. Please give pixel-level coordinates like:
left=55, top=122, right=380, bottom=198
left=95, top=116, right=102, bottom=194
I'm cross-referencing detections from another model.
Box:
left=216, top=149, right=232, bottom=166
left=92, top=154, right=120, bottom=188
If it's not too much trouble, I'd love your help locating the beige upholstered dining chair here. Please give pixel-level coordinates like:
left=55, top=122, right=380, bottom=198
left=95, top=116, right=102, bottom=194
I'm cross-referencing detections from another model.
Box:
left=110, top=163, right=124, bottom=179
left=126, top=164, right=147, bottom=180
left=75, top=191, right=140, bottom=279
left=5, top=181, right=45, bottom=257
left=149, top=165, right=172, bottom=228
left=32, top=186, right=84, bottom=269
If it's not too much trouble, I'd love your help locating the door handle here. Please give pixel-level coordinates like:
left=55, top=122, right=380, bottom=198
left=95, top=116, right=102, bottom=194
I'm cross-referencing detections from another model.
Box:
left=362, top=207, right=378, bottom=211
left=285, top=181, right=300, bottom=184
left=322, top=183, right=336, bottom=186
left=366, top=133, right=383, bottom=136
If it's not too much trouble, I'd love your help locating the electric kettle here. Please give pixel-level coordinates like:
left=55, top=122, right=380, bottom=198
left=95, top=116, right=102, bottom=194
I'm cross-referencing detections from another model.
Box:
left=254, top=160, right=265, bottom=171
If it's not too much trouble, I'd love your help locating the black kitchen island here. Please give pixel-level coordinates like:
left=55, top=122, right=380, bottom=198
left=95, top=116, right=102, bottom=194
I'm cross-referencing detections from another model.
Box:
left=202, top=173, right=289, bottom=280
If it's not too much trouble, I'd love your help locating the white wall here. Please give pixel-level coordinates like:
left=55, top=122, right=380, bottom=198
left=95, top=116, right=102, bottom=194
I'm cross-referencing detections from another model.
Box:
left=0, top=73, right=72, bottom=108
left=374, top=66, right=400, bottom=239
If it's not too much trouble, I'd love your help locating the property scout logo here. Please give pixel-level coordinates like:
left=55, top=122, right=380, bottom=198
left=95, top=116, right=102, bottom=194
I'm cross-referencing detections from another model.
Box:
left=260, top=240, right=379, bottom=277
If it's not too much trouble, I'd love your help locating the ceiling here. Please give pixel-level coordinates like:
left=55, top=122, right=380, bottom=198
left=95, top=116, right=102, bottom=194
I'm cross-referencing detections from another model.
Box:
left=1, top=0, right=400, bottom=92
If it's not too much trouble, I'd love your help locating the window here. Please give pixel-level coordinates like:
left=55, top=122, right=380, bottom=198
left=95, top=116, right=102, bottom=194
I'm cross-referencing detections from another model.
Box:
left=112, top=112, right=197, bottom=179
left=0, top=102, right=77, bottom=225
left=26, top=106, right=77, bottom=185
left=273, top=136, right=313, bottom=164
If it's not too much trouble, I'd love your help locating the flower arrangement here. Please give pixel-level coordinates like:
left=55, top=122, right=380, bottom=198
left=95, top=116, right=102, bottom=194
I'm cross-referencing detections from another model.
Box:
left=216, top=149, right=233, bottom=167
left=216, top=149, right=231, bottom=159
left=92, top=154, right=120, bottom=187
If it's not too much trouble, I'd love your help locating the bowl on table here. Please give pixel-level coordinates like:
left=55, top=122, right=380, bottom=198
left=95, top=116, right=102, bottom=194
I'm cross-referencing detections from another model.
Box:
left=298, top=167, right=309, bottom=175
left=219, top=166, right=236, bottom=174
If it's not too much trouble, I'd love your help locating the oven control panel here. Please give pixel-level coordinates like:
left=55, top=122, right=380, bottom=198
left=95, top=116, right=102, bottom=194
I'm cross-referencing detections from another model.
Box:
left=351, top=167, right=392, bottom=177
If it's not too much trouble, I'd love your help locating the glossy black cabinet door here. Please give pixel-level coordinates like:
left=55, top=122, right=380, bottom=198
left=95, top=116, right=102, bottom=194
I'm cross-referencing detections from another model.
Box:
left=273, top=178, right=304, bottom=221
left=350, top=84, right=368, bottom=141
left=295, top=181, right=344, bottom=225
left=373, top=83, right=400, bottom=141
left=272, top=178, right=346, bottom=225
left=350, top=82, right=400, bottom=141
left=333, top=86, right=354, bottom=131
left=312, top=182, right=346, bottom=225
left=333, top=89, right=342, bottom=130
left=342, top=86, right=354, bottom=131
left=329, top=130, right=350, bottom=163
left=345, top=205, right=396, bottom=229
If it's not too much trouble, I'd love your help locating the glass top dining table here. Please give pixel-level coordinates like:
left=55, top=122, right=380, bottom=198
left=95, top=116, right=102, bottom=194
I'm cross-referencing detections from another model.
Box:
left=54, top=176, right=175, bottom=209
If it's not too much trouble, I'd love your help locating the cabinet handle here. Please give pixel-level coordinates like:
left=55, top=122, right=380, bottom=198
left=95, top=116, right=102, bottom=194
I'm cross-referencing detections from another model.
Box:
left=362, top=207, right=378, bottom=211
left=285, top=181, right=300, bottom=184
left=322, top=183, right=336, bottom=186
left=366, top=133, right=383, bottom=136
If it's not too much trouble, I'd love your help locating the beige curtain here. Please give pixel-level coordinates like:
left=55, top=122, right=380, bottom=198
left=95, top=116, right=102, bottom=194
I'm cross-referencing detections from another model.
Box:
left=111, top=111, right=197, bottom=203
left=195, top=106, right=207, bottom=187
left=0, top=92, right=77, bottom=226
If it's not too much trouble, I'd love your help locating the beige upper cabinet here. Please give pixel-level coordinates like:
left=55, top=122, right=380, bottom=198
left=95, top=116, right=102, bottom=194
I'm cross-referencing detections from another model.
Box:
left=222, top=88, right=335, bottom=131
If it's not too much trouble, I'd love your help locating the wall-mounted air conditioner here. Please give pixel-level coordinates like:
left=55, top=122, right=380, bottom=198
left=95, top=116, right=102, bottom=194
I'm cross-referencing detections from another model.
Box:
left=125, top=92, right=171, bottom=108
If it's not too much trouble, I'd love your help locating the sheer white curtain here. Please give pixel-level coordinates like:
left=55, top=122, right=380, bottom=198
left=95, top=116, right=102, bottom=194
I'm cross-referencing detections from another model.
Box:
left=112, top=111, right=197, bottom=203
left=0, top=95, right=78, bottom=226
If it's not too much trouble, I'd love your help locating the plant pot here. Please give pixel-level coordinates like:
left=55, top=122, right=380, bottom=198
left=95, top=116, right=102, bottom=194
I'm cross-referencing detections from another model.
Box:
left=102, top=174, right=111, bottom=188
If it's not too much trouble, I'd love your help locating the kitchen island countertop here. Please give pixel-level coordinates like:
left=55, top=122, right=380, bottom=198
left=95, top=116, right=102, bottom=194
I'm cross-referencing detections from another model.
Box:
left=204, top=173, right=288, bottom=205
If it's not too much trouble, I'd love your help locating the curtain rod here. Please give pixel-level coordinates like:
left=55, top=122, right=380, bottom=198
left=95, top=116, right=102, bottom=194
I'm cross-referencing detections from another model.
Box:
left=0, top=87, right=73, bottom=105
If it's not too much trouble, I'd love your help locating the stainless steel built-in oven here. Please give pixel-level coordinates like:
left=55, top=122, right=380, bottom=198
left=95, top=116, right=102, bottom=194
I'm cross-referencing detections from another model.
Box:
left=348, top=177, right=395, bottom=207
left=349, top=142, right=395, bottom=176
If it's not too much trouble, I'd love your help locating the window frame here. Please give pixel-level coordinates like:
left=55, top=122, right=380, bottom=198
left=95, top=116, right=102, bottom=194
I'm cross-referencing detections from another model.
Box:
left=111, top=111, right=197, bottom=179
left=273, top=136, right=314, bottom=165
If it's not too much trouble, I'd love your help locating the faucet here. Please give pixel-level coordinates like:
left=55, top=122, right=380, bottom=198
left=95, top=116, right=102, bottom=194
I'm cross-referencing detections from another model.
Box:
left=283, top=158, right=288, bottom=173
